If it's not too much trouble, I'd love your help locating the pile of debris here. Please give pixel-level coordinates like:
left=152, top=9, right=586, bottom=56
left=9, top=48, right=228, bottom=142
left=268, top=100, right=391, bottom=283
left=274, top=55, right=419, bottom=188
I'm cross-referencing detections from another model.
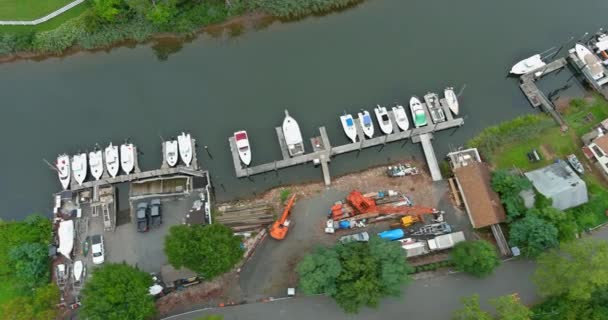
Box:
left=215, top=202, right=274, bottom=232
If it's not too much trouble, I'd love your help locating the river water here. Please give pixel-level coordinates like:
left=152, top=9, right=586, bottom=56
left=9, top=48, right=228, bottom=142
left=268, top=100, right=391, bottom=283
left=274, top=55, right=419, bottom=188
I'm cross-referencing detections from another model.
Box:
left=0, top=0, right=605, bottom=220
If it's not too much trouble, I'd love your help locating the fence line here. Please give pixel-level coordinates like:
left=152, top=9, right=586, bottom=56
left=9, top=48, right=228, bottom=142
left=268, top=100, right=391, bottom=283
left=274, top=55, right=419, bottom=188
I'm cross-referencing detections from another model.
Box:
left=0, top=0, right=85, bottom=26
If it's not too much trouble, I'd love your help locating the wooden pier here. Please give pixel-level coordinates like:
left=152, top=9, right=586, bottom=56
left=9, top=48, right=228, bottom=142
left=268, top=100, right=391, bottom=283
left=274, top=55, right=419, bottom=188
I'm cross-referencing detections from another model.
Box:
left=229, top=101, right=464, bottom=184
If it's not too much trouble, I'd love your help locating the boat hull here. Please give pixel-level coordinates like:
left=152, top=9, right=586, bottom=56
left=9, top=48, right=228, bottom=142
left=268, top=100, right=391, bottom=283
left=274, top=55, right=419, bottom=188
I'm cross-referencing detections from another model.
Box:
left=234, top=131, right=252, bottom=166
left=576, top=44, right=605, bottom=80
left=444, top=87, right=459, bottom=115
left=510, top=54, right=545, bottom=75
left=282, top=111, right=305, bottom=157
left=72, top=153, right=87, bottom=185
left=105, top=144, right=120, bottom=178
left=178, top=133, right=193, bottom=166
left=165, top=140, right=178, bottom=167
left=340, top=114, right=357, bottom=143
left=424, top=93, right=446, bottom=123
left=409, top=97, right=427, bottom=128
left=357, top=111, right=374, bottom=138
left=57, top=154, right=71, bottom=190
left=89, top=150, right=103, bottom=180
left=374, top=105, right=393, bottom=135
left=120, top=144, right=135, bottom=174
left=392, top=105, right=409, bottom=131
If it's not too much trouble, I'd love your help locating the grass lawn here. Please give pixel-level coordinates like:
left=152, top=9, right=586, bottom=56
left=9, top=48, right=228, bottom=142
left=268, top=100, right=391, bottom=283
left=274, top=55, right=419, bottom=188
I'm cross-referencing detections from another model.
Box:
left=0, top=3, right=87, bottom=33
left=0, top=276, right=19, bottom=305
left=0, top=0, right=74, bottom=20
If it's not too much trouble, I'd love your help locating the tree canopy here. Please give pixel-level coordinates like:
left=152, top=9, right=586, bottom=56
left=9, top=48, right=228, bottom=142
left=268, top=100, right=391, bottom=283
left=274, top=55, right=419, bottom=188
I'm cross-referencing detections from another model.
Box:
left=81, top=263, right=156, bottom=320
left=491, top=170, right=532, bottom=221
left=1, top=283, right=60, bottom=320
left=9, top=242, right=50, bottom=290
left=534, top=239, right=608, bottom=301
left=297, top=237, right=412, bottom=313
left=0, top=214, right=51, bottom=277
left=451, top=240, right=500, bottom=277
left=452, top=295, right=492, bottom=320
left=164, top=224, right=242, bottom=279
left=509, top=215, right=559, bottom=257
left=491, top=294, right=532, bottom=320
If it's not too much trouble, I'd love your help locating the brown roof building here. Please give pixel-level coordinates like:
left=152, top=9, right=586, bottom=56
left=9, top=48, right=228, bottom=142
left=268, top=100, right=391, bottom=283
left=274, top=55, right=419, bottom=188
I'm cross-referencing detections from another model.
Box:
left=453, top=162, right=506, bottom=228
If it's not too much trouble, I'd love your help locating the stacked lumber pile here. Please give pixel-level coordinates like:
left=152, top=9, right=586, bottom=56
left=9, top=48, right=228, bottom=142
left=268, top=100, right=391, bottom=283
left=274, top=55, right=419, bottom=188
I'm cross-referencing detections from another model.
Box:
left=215, top=202, right=274, bottom=232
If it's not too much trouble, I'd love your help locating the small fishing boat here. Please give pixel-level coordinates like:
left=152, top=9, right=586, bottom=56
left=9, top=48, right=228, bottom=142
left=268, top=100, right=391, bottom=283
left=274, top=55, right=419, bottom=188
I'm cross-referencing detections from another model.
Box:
left=424, top=92, right=446, bottom=123
left=387, top=163, right=419, bottom=177
left=567, top=154, right=584, bottom=175
left=165, top=139, right=178, bottom=167
left=510, top=54, right=546, bottom=75
left=177, top=132, right=193, bottom=166
left=409, top=97, right=427, bottom=128
left=340, top=113, right=357, bottom=143
left=374, top=105, right=393, bottom=135
left=234, top=130, right=252, bottom=166
left=88, top=147, right=103, bottom=180
left=282, top=110, right=305, bottom=157
left=392, top=105, right=409, bottom=131
left=575, top=43, right=605, bottom=80
left=120, top=143, right=135, bottom=174
left=71, top=153, right=87, bottom=185
left=56, top=154, right=71, bottom=190
left=444, top=87, right=460, bottom=115
left=73, top=260, right=83, bottom=282
left=104, top=143, right=119, bottom=178
left=357, top=110, right=374, bottom=138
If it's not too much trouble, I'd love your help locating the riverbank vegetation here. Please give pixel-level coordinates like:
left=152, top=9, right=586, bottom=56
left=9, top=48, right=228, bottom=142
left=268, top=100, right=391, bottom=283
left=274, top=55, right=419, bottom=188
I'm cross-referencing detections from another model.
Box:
left=0, top=0, right=363, bottom=57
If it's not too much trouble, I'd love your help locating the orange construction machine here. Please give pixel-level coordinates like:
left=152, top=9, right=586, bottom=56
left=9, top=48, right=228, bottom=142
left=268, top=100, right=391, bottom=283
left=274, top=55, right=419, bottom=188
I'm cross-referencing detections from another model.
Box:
left=270, top=194, right=297, bottom=240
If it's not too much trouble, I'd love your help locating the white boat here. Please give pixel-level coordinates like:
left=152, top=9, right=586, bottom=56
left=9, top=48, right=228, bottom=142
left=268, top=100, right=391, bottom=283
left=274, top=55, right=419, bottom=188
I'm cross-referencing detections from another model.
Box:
left=575, top=43, right=605, bottom=80
left=444, top=87, right=460, bottom=115
left=357, top=110, right=374, bottom=138
left=104, top=143, right=120, bottom=178
left=56, top=154, right=71, bottom=190
left=510, top=54, right=546, bottom=75
left=73, top=260, right=83, bottom=282
left=340, top=113, right=357, bottom=143
left=177, top=132, right=193, bottom=166
left=392, top=105, right=409, bottom=132
left=88, top=148, right=103, bottom=180
left=282, top=110, right=305, bottom=157
left=424, top=92, right=446, bottom=123
left=234, top=130, right=252, bottom=166
left=374, top=105, right=393, bottom=135
left=592, top=33, right=608, bottom=64
left=58, top=220, right=74, bottom=259
left=165, top=140, right=178, bottom=167
left=120, top=143, right=135, bottom=174
left=71, top=153, right=87, bottom=185
left=410, top=97, right=427, bottom=128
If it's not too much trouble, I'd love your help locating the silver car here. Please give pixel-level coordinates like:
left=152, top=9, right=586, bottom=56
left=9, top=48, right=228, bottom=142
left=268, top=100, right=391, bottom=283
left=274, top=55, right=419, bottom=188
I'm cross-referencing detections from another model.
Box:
left=91, top=234, right=105, bottom=265
left=339, top=231, right=370, bottom=244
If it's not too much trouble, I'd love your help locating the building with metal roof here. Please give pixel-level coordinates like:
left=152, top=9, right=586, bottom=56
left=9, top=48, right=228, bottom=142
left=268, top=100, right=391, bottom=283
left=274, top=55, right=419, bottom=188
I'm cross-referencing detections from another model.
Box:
left=524, top=160, right=588, bottom=210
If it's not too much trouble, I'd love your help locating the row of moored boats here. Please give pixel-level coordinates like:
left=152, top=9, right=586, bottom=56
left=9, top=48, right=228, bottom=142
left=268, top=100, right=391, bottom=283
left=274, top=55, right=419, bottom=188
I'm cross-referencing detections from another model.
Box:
left=232, top=88, right=459, bottom=167
left=56, top=132, right=193, bottom=190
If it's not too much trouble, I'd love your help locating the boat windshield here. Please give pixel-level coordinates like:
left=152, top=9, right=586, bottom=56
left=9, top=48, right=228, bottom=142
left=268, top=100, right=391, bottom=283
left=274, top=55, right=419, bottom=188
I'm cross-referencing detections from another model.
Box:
left=239, top=146, right=249, bottom=151
left=346, top=118, right=354, bottom=126
left=381, top=114, right=389, bottom=122
left=235, top=132, right=247, bottom=141
left=363, top=115, right=372, bottom=125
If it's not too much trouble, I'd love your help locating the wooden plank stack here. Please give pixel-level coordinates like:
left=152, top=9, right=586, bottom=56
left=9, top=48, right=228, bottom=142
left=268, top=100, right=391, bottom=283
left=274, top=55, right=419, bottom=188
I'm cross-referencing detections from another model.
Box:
left=215, top=202, right=274, bottom=232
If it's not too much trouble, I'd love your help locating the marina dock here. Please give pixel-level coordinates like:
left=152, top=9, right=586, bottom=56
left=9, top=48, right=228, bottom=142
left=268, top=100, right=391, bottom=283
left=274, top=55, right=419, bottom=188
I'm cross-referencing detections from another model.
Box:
left=568, top=49, right=608, bottom=100
left=229, top=101, right=463, bottom=184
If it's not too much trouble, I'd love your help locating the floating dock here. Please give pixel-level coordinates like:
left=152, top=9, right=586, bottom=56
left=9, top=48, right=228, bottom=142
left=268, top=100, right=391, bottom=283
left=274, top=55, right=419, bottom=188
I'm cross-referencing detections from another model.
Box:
left=229, top=101, right=464, bottom=184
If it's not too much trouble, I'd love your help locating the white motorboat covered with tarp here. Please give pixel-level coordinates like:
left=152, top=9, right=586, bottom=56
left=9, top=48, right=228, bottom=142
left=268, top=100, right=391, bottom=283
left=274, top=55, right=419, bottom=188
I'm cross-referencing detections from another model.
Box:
left=71, top=153, right=87, bottom=185
left=56, top=154, right=71, bottom=190
left=424, top=92, right=446, bottom=123
left=165, top=140, right=178, bottom=167
left=575, top=43, right=605, bottom=80
left=105, top=143, right=120, bottom=178
left=120, top=143, right=135, bottom=174
left=89, top=148, right=103, bottom=180
left=374, top=105, right=393, bottom=135
left=234, top=130, right=252, bottom=166
left=392, top=105, right=409, bottom=132
left=410, top=96, right=427, bottom=128
left=73, top=260, right=84, bottom=282
left=340, top=113, right=357, bottom=143
left=58, top=220, right=74, bottom=259
left=282, top=110, right=305, bottom=157
left=444, top=87, right=459, bottom=115
left=357, top=110, right=374, bottom=138
left=510, top=54, right=546, bottom=75
left=178, top=132, right=193, bottom=166
left=592, top=33, right=608, bottom=64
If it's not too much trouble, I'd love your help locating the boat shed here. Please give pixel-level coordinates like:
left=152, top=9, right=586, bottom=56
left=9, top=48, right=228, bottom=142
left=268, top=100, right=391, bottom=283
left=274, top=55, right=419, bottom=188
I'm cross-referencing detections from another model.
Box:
left=524, top=161, right=588, bottom=210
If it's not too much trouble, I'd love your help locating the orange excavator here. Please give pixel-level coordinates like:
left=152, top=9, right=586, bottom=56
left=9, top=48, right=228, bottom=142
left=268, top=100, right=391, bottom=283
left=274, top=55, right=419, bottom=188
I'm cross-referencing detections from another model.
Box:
left=270, top=194, right=297, bottom=240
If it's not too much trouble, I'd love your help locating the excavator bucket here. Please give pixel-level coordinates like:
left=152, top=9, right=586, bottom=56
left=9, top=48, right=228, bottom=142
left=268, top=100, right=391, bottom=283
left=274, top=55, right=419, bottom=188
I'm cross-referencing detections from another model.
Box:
left=270, top=195, right=296, bottom=240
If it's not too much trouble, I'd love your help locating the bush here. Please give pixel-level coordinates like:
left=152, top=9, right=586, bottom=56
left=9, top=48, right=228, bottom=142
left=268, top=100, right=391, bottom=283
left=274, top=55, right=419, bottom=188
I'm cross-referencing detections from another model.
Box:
left=451, top=240, right=500, bottom=277
left=250, top=0, right=362, bottom=18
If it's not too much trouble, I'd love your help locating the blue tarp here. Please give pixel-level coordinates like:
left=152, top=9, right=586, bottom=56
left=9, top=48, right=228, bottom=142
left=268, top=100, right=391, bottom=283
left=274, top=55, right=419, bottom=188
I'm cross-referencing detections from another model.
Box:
left=378, top=229, right=405, bottom=241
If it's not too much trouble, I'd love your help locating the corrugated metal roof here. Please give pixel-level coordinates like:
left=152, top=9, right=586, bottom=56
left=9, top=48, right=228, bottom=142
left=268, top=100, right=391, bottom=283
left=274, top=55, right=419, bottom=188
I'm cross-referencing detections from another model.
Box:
left=524, top=161, right=588, bottom=210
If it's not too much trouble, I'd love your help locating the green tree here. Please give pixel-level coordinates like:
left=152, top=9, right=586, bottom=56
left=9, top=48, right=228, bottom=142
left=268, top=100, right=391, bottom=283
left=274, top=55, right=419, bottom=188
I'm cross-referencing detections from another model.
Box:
left=164, top=224, right=242, bottom=278
left=491, top=294, right=532, bottom=320
left=9, top=242, right=49, bottom=290
left=534, top=239, right=608, bottom=301
left=146, top=1, right=178, bottom=28
left=296, top=246, right=341, bottom=295
left=452, top=295, right=492, bottom=320
left=0, top=214, right=51, bottom=276
left=1, top=283, right=60, bottom=320
left=81, top=263, right=156, bottom=320
left=451, top=240, right=500, bottom=277
left=491, top=170, right=531, bottom=196
left=92, top=0, right=127, bottom=23
left=509, top=215, right=558, bottom=257
left=530, top=206, right=578, bottom=241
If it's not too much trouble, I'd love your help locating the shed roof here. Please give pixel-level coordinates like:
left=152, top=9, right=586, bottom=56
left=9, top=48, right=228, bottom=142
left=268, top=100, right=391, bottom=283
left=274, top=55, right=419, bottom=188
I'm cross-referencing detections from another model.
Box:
left=594, top=135, right=608, bottom=154
left=454, top=162, right=506, bottom=228
left=524, top=161, right=588, bottom=210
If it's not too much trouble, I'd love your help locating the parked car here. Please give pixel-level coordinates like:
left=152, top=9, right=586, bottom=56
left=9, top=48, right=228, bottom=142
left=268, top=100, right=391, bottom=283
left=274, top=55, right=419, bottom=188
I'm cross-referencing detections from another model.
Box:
left=339, top=231, right=370, bottom=244
left=150, top=199, right=162, bottom=228
left=91, top=235, right=105, bottom=265
left=137, top=202, right=149, bottom=232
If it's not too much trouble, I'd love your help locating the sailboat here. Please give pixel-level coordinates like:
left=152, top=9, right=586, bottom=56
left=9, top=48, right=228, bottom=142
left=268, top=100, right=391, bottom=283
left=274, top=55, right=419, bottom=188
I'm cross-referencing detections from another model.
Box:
left=177, top=132, right=193, bottom=166
left=71, top=153, right=87, bottom=185
left=120, top=143, right=135, bottom=174
left=575, top=43, right=605, bottom=80
left=357, top=110, right=374, bottom=138
left=282, top=110, right=305, bottom=157
left=56, top=154, right=71, bottom=190
left=410, top=96, right=427, bottom=128
left=104, top=143, right=120, bottom=178
left=424, top=92, right=446, bottom=123
left=234, top=130, right=252, bottom=166
left=340, top=113, right=357, bottom=143
left=165, top=139, right=178, bottom=167
left=510, top=54, right=546, bottom=75
left=88, top=147, right=103, bottom=180
left=444, top=87, right=460, bottom=115
left=392, top=105, right=409, bottom=131
left=374, top=105, right=393, bottom=135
